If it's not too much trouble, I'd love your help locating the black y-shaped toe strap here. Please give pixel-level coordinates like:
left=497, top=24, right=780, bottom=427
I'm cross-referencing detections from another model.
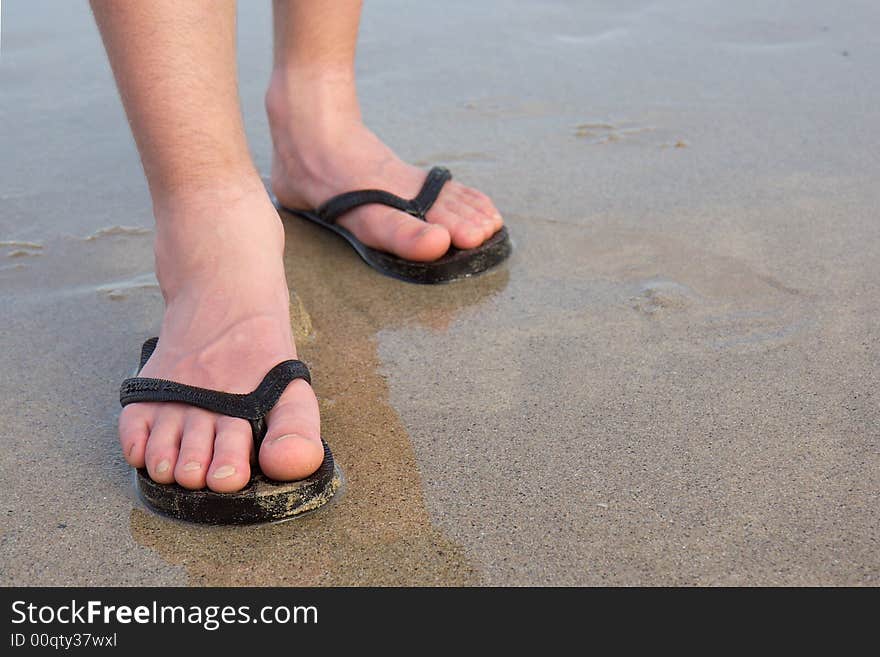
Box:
left=317, top=166, right=452, bottom=224
left=119, top=338, right=311, bottom=446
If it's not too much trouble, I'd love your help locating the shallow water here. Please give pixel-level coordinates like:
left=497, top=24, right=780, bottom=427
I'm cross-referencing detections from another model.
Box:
left=1, top=0, right=878, bottom=585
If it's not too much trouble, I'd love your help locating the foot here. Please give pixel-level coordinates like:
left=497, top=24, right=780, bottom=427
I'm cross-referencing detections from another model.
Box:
left=118, top=183, right=325, bottom=493
left=267, top=72, right=504, bottom=262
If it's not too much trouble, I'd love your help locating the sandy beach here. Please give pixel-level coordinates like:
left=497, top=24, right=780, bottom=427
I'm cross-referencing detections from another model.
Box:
left=1, top=0, right=878, bottom=585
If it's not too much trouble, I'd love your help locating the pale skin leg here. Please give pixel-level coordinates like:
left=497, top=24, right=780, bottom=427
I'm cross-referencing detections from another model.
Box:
left=93, top=0, right=324, bottom=492
left=94, top=0, right=504, bottom=492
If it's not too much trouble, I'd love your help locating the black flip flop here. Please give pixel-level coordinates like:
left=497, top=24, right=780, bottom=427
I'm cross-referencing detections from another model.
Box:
left=119, top=338, right=340, bottom=525
left=275, top=166, right=511, bottom=284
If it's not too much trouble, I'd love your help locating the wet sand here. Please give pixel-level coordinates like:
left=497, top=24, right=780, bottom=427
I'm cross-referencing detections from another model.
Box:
left=2, top=0, right=878, bottom=585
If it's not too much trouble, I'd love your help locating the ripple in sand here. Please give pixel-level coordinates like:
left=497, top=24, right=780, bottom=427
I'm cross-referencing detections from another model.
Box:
left=1, top=240, right=43, bottom=260
left=84, top=225, right=151, bottom=241
left=574, top=121, right=689, bottom=150
left=0, top=240, right=44, bottom=249
left=553, top=28, right=629, bottom=46
left=413, top=151, right=494, bottom=167
left=461, top=98, right=556, bottom=119
left=574, top=121, right=655, bottom=144
left=96, top=272, right=159, bottom=300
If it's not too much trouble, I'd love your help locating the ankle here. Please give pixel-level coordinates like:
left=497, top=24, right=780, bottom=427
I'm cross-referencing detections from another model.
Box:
left=151, top=183, right=286, bottom=299
left=149, top=170, right=267, bottom=220
left=266, top=68, right=363, bottom=148
left=153, top=174, right=266, bottom=213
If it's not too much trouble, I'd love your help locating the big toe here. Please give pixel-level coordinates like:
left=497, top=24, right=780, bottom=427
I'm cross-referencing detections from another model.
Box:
left=340, top=207, right=451, bottom=262
left=259, top=380, right=324, bottom=481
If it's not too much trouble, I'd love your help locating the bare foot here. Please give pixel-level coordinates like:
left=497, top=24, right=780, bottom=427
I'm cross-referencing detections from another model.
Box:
left=266, top=71, right=504, bottom=263
left=118, top=183, right=324, bottom=492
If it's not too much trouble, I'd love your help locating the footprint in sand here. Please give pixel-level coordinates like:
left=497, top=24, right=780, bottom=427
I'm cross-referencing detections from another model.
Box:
left=632, top=278, right=699, bottom=315
left=623, top=246, right=813, bottom=354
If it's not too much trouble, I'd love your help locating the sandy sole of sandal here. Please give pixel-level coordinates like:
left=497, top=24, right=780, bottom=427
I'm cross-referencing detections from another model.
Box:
left=135, top=439, right=340, bottom=525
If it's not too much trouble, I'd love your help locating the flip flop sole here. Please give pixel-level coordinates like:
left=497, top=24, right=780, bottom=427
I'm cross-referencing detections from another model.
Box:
left=136, top=439, right=341, bottom=524
left=281, top=207, right=512, bottom=284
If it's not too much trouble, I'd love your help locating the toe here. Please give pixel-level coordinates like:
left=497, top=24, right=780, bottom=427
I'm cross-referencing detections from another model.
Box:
left=428, top=198, right=488, bottom=250
left=206, top=416, right=253, bottom=493
left=390, top=213, right=451, bottom=261
left=118, top=405, right=150, bottom=468
left=460, top=185, right=504, bottom=232
left=143, top=408, right=184, bottom=484
left=259, top=379, right=324, bottom=481
left=173, top=409, right=215, bottom=490
left=341, top=207, right=450, bottom=262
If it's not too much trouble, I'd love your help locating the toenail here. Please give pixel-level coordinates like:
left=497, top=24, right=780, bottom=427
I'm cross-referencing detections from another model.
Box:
left=493, top=212, right=502, bottom=220
left=182, top=461, right=201, bottom=472
left=155, top=460, right=170, bottom=474
left=212, top=465, right=236, bottom=479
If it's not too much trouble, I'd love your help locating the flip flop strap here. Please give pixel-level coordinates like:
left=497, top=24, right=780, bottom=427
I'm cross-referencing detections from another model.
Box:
left=317, top=166, right=452, bottom=224
left=119, top=338, right=311, bottom=444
